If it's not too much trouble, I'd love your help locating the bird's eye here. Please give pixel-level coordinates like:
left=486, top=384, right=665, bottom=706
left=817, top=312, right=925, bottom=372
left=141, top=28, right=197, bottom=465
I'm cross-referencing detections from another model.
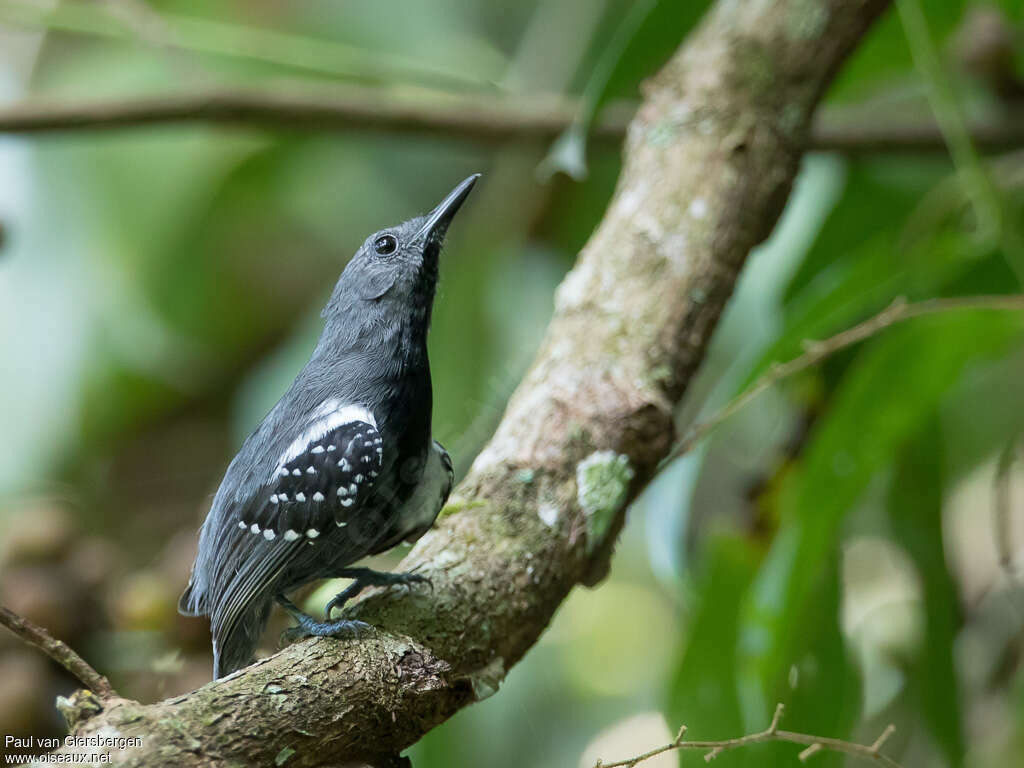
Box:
left=373, top=235, right=398, bottom=255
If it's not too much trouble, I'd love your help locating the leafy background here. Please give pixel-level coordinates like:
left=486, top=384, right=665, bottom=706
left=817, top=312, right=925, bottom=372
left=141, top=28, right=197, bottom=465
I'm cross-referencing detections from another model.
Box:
left=1, top=1, right=1023, bottom=766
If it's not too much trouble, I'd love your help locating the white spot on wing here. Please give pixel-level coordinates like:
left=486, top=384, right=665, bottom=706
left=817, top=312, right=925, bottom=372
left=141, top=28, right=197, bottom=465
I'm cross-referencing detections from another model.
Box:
left=284, top=530, right=300, bottom=541
left=311, top=446, right=324, bottom=454
left=306, top=529, right=320, bottom=539
left=313, top=491, right=324, bottom=502
left=263, top=529, right=276, bottom=540
left=273, top=401, right=376, bottom=478
left=295, top=492, right=306, bottom=502
left=238, top=520, right=247, bottom=530
left=250, top=523, right=260, bottom=534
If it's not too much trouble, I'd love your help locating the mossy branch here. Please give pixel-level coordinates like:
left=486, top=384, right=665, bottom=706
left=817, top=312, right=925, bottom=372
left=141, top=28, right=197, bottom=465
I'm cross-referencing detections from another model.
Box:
left=43, top=1, right=892, bottom=765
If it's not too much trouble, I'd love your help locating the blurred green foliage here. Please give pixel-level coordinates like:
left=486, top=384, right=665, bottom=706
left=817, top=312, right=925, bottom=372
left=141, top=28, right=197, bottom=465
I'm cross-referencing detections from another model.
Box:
left=1, top=1, right=1024, bottom=767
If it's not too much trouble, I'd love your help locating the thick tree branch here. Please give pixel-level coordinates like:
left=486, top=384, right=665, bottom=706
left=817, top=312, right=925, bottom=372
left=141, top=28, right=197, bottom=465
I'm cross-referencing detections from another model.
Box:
left=49, top=1, right=891, bottom=765
left=0, top=85, right=1020, bottom=153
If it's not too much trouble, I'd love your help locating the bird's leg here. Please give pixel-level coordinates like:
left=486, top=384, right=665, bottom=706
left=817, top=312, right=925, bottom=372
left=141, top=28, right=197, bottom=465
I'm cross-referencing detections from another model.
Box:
left=276, top=593, right=369, bottom=644
left=325, top=567, right=432, bottom=617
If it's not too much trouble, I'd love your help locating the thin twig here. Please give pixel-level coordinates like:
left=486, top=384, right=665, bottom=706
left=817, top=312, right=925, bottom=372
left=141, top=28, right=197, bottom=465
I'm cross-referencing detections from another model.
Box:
left=594, top=703, right=901, bottom=768
left=663, top=294, right=1024, bottom=467
left=0, top=87, right=1021, bottom=153
left=0, top=605, right=116, bottom=697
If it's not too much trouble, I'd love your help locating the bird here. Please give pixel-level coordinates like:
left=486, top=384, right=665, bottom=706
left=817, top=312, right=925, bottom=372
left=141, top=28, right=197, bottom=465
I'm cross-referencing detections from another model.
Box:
left=179, top=174, right=479, bottom=679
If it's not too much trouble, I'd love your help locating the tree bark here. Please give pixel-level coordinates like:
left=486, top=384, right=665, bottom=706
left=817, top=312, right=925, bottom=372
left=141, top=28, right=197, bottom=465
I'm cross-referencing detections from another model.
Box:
left=51, top=1, right=891, bottom=765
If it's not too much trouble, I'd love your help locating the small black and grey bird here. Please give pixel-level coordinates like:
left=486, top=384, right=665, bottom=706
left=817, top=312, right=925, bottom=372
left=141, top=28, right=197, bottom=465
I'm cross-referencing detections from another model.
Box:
left=179, top=174, right=479, bottom=679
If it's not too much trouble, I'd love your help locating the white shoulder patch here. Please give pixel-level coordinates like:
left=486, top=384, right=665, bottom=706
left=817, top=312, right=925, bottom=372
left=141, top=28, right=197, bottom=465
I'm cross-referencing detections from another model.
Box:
left=274, top=399, right=376, bottom=479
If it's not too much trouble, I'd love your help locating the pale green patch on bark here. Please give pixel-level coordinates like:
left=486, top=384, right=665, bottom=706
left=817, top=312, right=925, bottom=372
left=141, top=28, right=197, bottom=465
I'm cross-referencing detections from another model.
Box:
left=575, top=451, right=635, bottom=554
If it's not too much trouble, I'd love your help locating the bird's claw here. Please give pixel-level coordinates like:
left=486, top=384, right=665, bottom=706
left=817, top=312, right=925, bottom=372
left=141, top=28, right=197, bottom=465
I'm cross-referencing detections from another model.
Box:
left=279, top=617, right=371, bottom=646
left=325, top=571, right=433, bottom=616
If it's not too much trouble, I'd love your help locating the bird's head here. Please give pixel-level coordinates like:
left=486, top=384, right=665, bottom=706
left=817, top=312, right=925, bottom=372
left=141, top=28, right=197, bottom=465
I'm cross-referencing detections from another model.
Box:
left=321, top=174, right=479, bottom=335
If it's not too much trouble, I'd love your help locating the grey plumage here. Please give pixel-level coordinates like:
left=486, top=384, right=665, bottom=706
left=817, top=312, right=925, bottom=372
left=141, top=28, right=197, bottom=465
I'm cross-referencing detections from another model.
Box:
left=180, top=175, right=478, bottom=678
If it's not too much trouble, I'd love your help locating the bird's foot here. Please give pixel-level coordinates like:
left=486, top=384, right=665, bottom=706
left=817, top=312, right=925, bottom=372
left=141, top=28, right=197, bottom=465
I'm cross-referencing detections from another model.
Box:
left=280, top=616, right=370, bottom=644
left=276, top=594, right=370, bottom=645
left=325, top=569, right=432, bottom=616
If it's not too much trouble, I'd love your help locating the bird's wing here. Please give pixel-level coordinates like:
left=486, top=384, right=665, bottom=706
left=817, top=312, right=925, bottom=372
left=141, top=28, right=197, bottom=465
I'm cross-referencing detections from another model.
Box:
left=238, top=417, right=384, bottom=541
left=209, top=406, right=384, bottom=668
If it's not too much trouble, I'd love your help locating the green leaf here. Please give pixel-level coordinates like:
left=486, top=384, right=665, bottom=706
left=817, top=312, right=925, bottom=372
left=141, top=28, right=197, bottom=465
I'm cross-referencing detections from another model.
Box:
left=888, top=419, right=965, bottom=767
left=782, top=158, right=949, bottom=305
left=744, top=158, right=973, bottom=389
left=539, top=0, right=708, bottom=179
left=746, top=555, right=860, bottom=768
left=666, top=535, right=760, bottom=767
left=0, top=0, right=494, bottom=90
left=827, top=0, right=968, bottom=103
left=737, top=310, right=1024, bottom=728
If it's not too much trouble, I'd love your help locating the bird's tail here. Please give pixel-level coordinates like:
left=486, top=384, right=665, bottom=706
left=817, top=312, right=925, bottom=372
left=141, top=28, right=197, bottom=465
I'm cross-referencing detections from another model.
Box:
left=177, top=580, right=205, bottom=617
left=211, top=595, right=273, bottom=679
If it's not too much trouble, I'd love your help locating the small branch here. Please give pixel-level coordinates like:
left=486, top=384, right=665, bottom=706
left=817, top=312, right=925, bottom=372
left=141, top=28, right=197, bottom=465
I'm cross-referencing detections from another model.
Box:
left=0, top=87, right=1021, bottom=154
left=0, top=87, right=628, bottom=140
left=0, top=605, right=116, bottom=698
left=664, top=294, right=1024, bottom=466
left=595, top=704, right=901, bottom=768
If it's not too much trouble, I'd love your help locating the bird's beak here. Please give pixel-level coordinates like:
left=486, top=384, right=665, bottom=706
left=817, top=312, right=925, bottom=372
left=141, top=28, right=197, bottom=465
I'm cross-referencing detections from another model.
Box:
left=416, top=174, right=480, bottom=242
